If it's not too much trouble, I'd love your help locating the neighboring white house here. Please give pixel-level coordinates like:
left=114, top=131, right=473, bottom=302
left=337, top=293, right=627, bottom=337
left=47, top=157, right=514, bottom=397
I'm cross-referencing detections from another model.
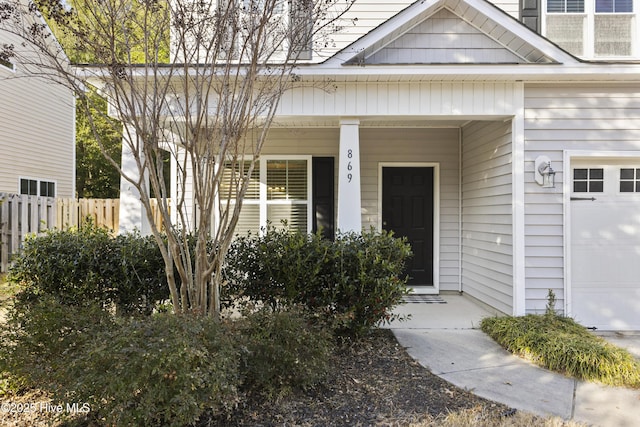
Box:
left=123, top=0, right=640, bottom=331
left=0, top=18, right=75, bottom=198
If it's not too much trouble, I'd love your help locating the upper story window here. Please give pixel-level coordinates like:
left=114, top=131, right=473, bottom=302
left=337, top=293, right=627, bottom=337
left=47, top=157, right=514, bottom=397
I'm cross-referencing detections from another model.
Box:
left=544, top=0, right=637, bottom=59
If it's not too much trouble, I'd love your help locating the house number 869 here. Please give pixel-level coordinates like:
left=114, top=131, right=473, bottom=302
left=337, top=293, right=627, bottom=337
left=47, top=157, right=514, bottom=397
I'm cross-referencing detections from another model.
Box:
left=347, top=149, right=353, bottom=183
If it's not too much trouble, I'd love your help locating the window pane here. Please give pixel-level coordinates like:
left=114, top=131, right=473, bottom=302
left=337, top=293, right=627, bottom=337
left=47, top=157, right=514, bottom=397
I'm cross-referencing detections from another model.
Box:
left=616, top=0, right=633, bottom=12
left=621, top=168, right=634, bottom=179
left=20, top=179, right=37, bottom=195
left=234, top=204, right=260, bottom=237
left=267, top=159, right=307, bottom=201
left=546, top=15, right=584, bottom=56
left=596, top=0, right=614, bottom=12
left=574, top=169, right=588, bottom=179
left=598, top=0, right=634, bottom=12
left=40, top=181, right=55, bottom=197
left=589, top=181, right=604, bottom=192
left=221, top=160, right=259, bottom=200
left=574, top=181, right=588, bottom=192
left=595, top=15, right=632, bottom=56
left=548, top=0, right=565, bottom=12
left=620, top=181, right=634, bottom=192
left=267, top=204, right=307, bottom=232
left=567, top=0, right=585, bottom=12
left=589, top=168, right=604, bottom=179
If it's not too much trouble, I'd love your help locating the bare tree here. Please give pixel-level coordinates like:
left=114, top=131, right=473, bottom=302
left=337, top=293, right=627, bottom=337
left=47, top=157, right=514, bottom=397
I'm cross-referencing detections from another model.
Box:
left=0, top=0, right=354, bottom=317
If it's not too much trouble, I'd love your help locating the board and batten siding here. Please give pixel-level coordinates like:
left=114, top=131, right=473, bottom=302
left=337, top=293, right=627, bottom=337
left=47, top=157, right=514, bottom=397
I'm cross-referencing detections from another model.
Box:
left=461, top=120, right=513, bottom=314
left=277, top=82, right=521, bottom=118
left=359, top=128, right=461, bottom=292
left=523, top=84, right=640, bottom=313
left=0, top=34, right=75, bottom=197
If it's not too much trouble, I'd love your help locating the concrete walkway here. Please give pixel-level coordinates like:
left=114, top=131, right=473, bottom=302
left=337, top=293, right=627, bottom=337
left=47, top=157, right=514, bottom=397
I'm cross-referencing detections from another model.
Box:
left=386, top=294, right=640, bottom=427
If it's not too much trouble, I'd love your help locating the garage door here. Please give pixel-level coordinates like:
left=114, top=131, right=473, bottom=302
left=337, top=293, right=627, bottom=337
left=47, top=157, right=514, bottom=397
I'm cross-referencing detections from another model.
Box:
left=571, top=160, right=640, bottom=330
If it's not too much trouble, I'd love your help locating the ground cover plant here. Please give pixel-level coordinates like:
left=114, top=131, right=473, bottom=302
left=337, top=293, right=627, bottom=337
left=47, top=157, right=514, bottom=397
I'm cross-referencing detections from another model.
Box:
left=480, top=292, right=640, bottom=388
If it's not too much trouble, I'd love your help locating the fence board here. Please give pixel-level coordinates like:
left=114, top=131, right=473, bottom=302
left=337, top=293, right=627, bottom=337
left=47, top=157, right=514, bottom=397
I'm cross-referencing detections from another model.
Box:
left=1, top=194, right=168, bottom=272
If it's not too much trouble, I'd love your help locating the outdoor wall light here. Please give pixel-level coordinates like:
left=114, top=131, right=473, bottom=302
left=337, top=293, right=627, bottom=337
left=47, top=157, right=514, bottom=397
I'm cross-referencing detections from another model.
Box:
left=535, top=155, right=556, bottom=188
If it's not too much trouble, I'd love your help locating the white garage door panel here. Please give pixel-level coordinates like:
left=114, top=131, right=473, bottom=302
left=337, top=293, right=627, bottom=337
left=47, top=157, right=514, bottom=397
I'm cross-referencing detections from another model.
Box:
left=571, top=161, right=640, bottom=331
left=573, top=289, right=640, bottom=330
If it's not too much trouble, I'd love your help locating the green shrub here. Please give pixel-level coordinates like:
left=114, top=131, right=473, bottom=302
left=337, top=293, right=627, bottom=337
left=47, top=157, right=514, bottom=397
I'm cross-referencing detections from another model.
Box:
left=8, top=224, right=170, bottom=315
left=324, top=230, right=412, bottom=335
left=9, top=225, right=117, bottom=305
left=64, top=313, right=240, bottom=426
left=224, top=226, right=411, bottom=336
left=0, top=301, right=240, bottom=426
left=224, top=227, right=334, bottom=310
left=0, top=296, right=114, bottom=395
left=234, top=308, right=334, bottom=398
left=481, top=313, right=640, bottom=388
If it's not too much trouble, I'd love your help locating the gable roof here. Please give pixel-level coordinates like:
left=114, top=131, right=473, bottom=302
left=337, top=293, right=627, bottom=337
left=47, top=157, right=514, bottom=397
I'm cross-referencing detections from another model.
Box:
left=326, top=0, right=579, bottom=67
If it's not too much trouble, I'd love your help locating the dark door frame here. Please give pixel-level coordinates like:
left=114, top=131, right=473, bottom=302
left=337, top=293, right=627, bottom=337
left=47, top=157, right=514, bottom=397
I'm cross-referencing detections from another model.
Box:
left=378, top=162, right=440, bottom=294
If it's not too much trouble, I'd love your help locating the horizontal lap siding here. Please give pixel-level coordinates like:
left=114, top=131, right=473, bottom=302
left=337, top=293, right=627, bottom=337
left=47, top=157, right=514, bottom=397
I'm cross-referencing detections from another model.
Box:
left=524, top=84, right=640, bottom=313
left=462, top=120, right=513, bottom=314
left=359, top=128, right=461, bottom=291
left=0, top=51, right=75, bottom=197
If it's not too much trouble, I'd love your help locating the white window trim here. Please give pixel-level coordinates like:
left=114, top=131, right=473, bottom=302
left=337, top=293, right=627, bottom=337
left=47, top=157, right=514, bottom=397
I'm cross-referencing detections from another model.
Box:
left=18, top=177, right=57, bottom=197
left=542, top=0, right=639, bottom=59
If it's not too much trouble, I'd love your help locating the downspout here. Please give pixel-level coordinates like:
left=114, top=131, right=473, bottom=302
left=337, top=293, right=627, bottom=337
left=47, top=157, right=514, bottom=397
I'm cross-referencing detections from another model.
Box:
left=458, top=127, right=463, bottom=294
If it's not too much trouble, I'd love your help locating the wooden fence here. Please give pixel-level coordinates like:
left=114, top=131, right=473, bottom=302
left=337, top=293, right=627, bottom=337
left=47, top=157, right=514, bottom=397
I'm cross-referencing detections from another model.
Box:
left=0, top=194, right=167, bottom=272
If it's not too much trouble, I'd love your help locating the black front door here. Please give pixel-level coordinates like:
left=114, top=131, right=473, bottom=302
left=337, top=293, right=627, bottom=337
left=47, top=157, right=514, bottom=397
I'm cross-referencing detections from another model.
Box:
left=382, top=167, right=434, bottom=286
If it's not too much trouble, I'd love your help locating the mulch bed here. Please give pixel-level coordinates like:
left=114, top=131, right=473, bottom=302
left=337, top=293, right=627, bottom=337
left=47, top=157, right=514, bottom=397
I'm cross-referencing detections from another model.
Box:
left=207, top=329, right=512, bottom=426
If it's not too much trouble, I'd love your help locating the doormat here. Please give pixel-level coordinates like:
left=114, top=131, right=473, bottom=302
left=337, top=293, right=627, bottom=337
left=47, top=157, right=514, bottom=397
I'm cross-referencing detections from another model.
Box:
left=402, top=295, right=446, bottom=304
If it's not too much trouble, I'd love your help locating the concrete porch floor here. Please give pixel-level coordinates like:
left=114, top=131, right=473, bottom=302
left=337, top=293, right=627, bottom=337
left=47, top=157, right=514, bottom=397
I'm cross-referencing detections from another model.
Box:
left=385, top=292, right=503, bottom=330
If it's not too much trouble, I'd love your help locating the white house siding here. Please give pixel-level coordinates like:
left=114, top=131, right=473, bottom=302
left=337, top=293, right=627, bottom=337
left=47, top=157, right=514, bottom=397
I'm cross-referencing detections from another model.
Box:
left=523, top=84, right=640, bottom=314
left=461, top=120, right=514, bottom=314
left=358, top=127, right=461, bottom=292
left=0, top=54, right=75, bottom=197
left=487, top=0, right=520, bottom=19
left=325, top=1, right=415, bottom=59
left=365, top=8, right=524, bottom=64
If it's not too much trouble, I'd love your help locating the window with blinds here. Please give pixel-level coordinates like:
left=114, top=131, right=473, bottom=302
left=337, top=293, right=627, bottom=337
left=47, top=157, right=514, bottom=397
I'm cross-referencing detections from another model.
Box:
left=220, top=157, right=310, bottom=236
left=545, top=0, right=636, bottom=58
left=266, top=159, right=308, bottom=231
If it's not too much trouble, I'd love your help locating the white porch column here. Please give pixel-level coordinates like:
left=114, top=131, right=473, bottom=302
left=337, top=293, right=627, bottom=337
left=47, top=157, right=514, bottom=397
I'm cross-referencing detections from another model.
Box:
left=337, top=119, right=362, bottom=233
left=118, top=126, right=151, bottom=235
left=512, top=82, right=526, bottom=316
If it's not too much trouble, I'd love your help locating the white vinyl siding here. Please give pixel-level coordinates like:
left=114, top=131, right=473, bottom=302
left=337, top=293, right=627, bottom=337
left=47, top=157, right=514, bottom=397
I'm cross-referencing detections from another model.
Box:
left=0, top=33, right=75, bottom=197
left=489, top=0, right=521, bottom=17
left=461, top=120, right=514, bottom=314
left=523, top=84, right=640, bottom=313
left=359, top=128, right=461, bottom=292
left=364, top=8, right=524, bottom=64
